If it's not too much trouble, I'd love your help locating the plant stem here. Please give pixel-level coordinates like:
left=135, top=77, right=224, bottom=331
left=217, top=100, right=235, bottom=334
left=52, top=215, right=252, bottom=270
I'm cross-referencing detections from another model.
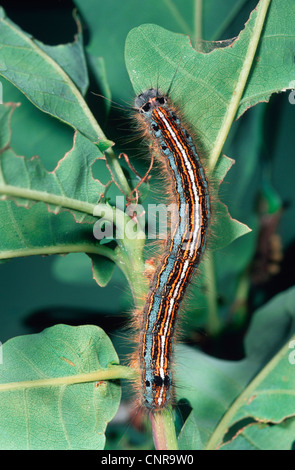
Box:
left=208, top=0, right=272, bottom=173
left=0, top=185, right=145, bottom=247
left=0, top=184, right=146, bottom=304
left=194, top=0, right=203, bottom=49
left=163, top=0, right=192, bottom=36
left=0, top=243, right=117, bottom=261
left=204, top=252, right=221, bottom=336
left=0, top=184, right=96, bottom=214
left=150, top=408, right=178, bottom=450
left=203, top=0, right=271, bottom=336
left=231, top=269, right=251, bottom=327
left=105, top=148, right=132, bottom=196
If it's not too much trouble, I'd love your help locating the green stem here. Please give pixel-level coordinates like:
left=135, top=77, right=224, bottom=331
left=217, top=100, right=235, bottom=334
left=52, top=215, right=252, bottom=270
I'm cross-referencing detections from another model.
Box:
left=205, top=334, right=295, bottom=450
left=150, top=408, right=178, bottom=450
left=204, top=252, right=221, bottom=336
left=105, top=148, right=132, bottom=196
left=0, top=185, right=144, bottom=243
left=202, top=0, right=271, bottom=339
left=0, top=243, right=117, bottom=262
left=194, top=0, right=203, bottom=49
left=0, top=183, right=146, bottom=304
left=231, top=269, right=251, bottom=327
left=0, top=184, right=95, bottom=214
left=0, top=365, right=137, bottom=393
left=208, top=0, right=272, bottom=173
left=163, top=0, right=193, bottom=36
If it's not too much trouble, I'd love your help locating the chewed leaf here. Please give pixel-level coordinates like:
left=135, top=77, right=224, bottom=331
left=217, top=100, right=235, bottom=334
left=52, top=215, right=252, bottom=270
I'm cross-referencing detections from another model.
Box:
left=238, top=0, right=295, bottom=117
left=0, top=103, right=117, bottom=287
left=125, top=2, right=295, bottom=158
left=0, top=104, right=107, bottom=223
left=0, top=7, right=107, bottom=143
left=52, top=252, right=115, bottom=288
left=220, top=419, right=295, bottom=450
left=34, top=11, right=89, bottom=96
left=126, top=10, right=283, bottom=249
left=0, top=324, right=121, bottom=450
left=90, top=253, right=116, bottom=288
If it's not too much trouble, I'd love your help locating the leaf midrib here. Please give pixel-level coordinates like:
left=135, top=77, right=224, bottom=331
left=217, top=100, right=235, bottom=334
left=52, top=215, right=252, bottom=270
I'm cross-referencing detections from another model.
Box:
left=0, top=183, right=96, bottom=215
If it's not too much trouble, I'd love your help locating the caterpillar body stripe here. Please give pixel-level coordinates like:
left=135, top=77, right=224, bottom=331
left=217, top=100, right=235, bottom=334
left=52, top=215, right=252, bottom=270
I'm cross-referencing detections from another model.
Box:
left=134, top=88, right=210, bottom=410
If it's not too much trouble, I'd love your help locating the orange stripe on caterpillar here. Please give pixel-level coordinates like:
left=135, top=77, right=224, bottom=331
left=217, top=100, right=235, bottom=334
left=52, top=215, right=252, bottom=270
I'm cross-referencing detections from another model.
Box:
left=132, top=88, right=210, bottom=411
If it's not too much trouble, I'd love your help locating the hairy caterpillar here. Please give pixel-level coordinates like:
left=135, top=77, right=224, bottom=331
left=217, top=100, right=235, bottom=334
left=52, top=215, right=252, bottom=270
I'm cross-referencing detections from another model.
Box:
left=132, top=88, right=210, bottom=410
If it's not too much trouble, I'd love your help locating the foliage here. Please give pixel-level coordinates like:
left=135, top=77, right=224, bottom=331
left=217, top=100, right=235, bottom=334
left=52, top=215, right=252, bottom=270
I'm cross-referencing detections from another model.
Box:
left=0, top=0, right=294, bottom=450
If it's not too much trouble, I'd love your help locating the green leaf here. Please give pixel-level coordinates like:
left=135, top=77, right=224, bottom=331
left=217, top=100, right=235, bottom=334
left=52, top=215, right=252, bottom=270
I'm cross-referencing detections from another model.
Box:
left=244, top=287, right=295, bottom=364
left=238, top=0, right=295, bottom=117
left=177, top=411, right=202, bottom=450
left=125, top=0, right=294, bottom=163
left=0, top=324, right=121, bottom=450
left=52, top=252, right=115, bottom=288
left=211, top=155, right=251, bottom=250
left=0, top=103, right=107, bottom=222
left=34, top=11, right=89, bottom=96
left=0, top=7, right=132, bottom=204
left=0, top=136, right=106, bottom=223
left=175, top=286, right=295, bottom=449
left=74, top=0, right=193, bottom=102
left=0, top=103, right=118, bottom=286
left=73, top=0, right=253, bottom=102
left=124, top=6, right=272, bottom=248
left=0, top=101, right=145, bottom=294
left=175, top=343, right=254, bottom=449
left=220, top=419, right=295, bottom=450
left=87, top=53, right=112, bottom=114
left=0, top=202, right=117, bottom=286
left=0, top=7, right=106, bottom=143
left=1, top=78, right=74, bottom=171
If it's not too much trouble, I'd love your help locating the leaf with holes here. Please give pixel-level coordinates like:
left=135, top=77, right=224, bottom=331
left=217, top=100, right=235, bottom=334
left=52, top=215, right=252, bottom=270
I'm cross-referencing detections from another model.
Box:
left=0, top=8, right=98, bottom=142
left=0, top=103, right=116, bottom=286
